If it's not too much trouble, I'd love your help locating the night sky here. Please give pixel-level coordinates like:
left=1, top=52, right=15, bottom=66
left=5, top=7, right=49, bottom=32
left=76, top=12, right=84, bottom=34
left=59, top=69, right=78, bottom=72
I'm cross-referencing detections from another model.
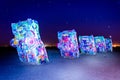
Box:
left=0, top=0, right=120, bottom=46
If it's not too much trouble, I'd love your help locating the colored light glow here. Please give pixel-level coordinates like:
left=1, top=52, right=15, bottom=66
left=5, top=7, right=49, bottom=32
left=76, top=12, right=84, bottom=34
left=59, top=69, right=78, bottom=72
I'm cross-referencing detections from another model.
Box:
left=10, top=18, right=49, bottom=65
left=79, top=35, right=96, bottom=55
left=44, top=44, right=56, bottom=47
left=57, top=29, right=79, bottom=58
left=112, top=44, right=120, bottom=47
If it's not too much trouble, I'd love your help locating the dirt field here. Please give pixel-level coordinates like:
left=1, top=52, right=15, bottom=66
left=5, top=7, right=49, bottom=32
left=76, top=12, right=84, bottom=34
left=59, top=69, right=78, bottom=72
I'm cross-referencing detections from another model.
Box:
left=0, top=47, right=120, bottom=80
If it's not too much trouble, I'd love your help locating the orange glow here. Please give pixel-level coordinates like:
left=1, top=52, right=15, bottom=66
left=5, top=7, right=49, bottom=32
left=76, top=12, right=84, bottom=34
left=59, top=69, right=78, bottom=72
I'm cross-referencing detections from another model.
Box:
left=112, top=44, right=120, bottom=47
left=45, top=44, right=57, bottom=47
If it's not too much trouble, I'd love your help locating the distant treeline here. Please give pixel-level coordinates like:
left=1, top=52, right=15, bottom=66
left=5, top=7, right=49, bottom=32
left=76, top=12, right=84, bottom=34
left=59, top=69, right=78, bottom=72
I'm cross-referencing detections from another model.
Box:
left=0, top=46, right=120, bottom=52
left=113, top=47, right=120, bottom=52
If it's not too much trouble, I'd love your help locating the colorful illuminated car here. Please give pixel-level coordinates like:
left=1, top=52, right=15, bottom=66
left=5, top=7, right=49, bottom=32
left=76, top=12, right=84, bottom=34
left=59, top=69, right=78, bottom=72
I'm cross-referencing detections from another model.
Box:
left=57, top=29, right=80, bottom=58
left=94, top=36, right=106, bottom=53
left=105, top=38, right=112, bottom=52
left=10, top=18, right=49, bottom=64
left=79, top=35, right=96, bottom=55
